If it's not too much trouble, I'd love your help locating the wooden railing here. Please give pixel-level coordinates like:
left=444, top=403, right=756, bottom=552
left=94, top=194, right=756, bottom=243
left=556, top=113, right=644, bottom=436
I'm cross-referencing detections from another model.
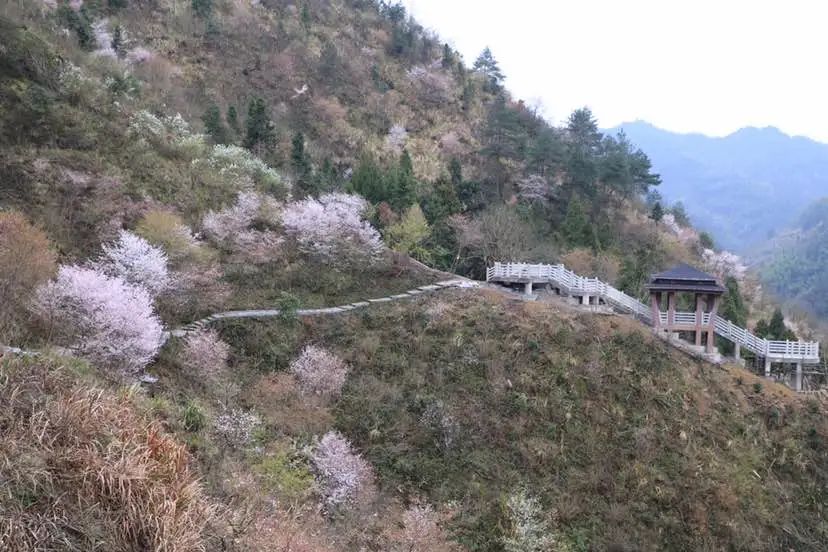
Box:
left=487, top=261, right=820, bottom=362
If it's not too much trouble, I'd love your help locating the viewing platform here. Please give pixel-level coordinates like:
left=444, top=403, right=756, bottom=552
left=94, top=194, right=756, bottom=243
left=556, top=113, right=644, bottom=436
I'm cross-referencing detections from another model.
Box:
left=487, top=261, right=821, bottom=390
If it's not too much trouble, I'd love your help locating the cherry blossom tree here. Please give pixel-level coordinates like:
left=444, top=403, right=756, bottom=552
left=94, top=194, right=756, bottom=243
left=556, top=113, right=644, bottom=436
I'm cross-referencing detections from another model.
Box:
left=281, top=193, right=383, bottom=267
left=202, top=191, right=283, bottom=263
left=31, top=265, right=164, bottom=375
left=181, top=329, right=230, bottom=378
left=93, top=230, right=170, bottom=298
left=289, top=345, right=349, bottom=397
left=311, top=430, right=373, bottom=510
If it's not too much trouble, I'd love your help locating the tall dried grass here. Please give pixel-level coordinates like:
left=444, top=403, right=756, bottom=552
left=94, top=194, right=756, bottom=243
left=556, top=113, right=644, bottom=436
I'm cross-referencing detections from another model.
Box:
left=0, top=356, right=216, bottom=551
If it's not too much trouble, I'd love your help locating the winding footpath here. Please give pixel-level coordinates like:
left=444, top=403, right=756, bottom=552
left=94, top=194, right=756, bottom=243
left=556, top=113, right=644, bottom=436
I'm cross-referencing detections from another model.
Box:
left=166, top=279, right=479, bottom=338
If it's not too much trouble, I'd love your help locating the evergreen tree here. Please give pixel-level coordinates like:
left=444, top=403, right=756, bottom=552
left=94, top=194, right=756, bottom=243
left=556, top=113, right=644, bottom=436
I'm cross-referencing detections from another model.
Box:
left=202, top=104, right=227, bottom=144
left=348, top=155, right=387, bottom=204
left=754, top=319, right=770, bottom=338
left=461, top=80, right=476, bottom=111
left=720, top=277, right=748, bottom=327
left=528, top=128, right=564, bottom=177
left=449, top=157, right=462, bottom=188
left=108, top=0, right=128, bottom=7
left=768, top=308, right=796, bottom=340
left=650, top=201, right=664, bottom=222
left=561, top=195, right=590, bottom=246
left=390, top=150, right=417, bottom=211
left=699, top=232, right=715, bottom=250
left=111, top=24, right=124, bottom=57
left=316, top=157, right=338, bottom=193
left=291, top=132, right=314, bottom=197
left=618, top=239, right=665, bottom=299
left=226, top=105, right=239, bottom=135
left=473, top=46, right=504, bottom=91
left=441, top=43, right=454, bottom=69
left=670, top=202, right=691, bottom=226
left=58, top=5, right=95, bottom=50
left=301, top=3, right=311, bottom=31
left=564, top=108, right=602, bottom=200
left=422, top=177, right=461, bottom=224
left=244, top=97, right=274, bottom=152
left=482, top=96, right=526, bottom=199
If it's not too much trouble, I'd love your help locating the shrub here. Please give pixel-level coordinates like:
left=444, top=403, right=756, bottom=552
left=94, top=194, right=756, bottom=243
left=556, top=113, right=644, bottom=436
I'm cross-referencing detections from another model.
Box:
left=136, top=210, right=200, bottom=261
left=213, top=409, right=261, bottom=446
left=0, top=211, right=56, bottom=339
left=92, top=230, right=171, bottom=298
left=31, top=265, right=164, bottom=376
left=387, top=502, right=459, bottom=552
left=281, top=193, right=384, bottom=268
left=276, top=291, right=301, bottom=324
left=128, top=110, right=207, bottom=159
left=502, top=489, right=559, bottom=552
left=289, top=345, right=349, bottom=397
left=180, top=329, right=230, bottom=380
left=181, top=400, right=207, bottom=432
left=0, top=358, right=216, bottom=550
left=311, top=430, right=373, bottom=510
left=201, top=191, right=283, bottom=263
left=255, top=449, right=314, bottom=502
left=195, top=144, right=284, bottom=195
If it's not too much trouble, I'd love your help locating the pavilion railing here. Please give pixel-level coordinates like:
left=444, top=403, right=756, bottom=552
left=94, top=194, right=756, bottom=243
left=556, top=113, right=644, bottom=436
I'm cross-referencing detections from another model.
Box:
left=487, top=261, right=820, bottom=362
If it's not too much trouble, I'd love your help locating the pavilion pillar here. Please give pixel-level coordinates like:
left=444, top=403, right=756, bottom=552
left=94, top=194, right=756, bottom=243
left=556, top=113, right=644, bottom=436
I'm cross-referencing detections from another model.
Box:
left=694, top=293, right=703, bottom=346
left=667, top=292, right=676, bottom=328
left=795, top=362, right=803, bottom=391
left=706, top=294, right=720, bottom=353
left=650, top=292, right=660, bottom=329
left=733, top=342, right=741, bottom=361
left=764, top=357, right=772, bottom=378
left=524, top=281, right=533, bottom=296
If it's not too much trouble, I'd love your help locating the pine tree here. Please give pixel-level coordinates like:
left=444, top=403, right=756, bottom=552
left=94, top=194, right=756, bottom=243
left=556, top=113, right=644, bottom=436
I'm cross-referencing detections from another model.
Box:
left=422, top=177, right=461, bottom=224
left=449, top=157, right=462, bottom=188
left=650, top=201, right=664, bottom=222
left=721, top=277, right=748, bottom=327
left=768, top=308, right=796, bottom=340
left=348, top=155, right=387, bottom=204
left=301, top=4, right=311, bottom=31
left=561, top=195, right=590, bottom=246
left=291, top=132, right=314, bottom=197
left=473, top=47, right=504, bottom=91
left=226, top=106, right=239, bottom=134
left=390, top=150, right=417, bottom=211
left=315, top=157, right=338, bottom=193
left=441, top=43, right=454, bottom=69
left=244, top=97, right=274, bottom=152
left=202, top=104, right=227, bottom=144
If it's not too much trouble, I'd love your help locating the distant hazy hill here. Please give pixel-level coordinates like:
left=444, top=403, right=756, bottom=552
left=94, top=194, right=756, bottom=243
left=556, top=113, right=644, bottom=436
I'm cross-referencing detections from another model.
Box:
left=610, top=121, right=828, bottom=251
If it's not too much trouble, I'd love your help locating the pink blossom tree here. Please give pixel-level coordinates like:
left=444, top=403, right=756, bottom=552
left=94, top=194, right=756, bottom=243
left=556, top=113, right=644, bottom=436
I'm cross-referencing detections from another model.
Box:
left=311, top=430, right=373, bottom=510
left=31, top=265, right=164, bottom=375
left=202, top=191, right=283, bottom=263
left=281, top=193, right=383, bottom=267
left=181, top=329, right=230, bottom=378
left=93, top=230, right=170, bottom=298
left=289, top=345, right=349, bottom=397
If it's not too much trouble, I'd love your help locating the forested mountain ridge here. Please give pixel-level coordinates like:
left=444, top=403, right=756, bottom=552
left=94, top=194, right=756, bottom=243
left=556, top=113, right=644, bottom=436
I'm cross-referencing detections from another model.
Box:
left=1, top=2, right=826, bottom=551
left=611, top=120, right=828, bottom=251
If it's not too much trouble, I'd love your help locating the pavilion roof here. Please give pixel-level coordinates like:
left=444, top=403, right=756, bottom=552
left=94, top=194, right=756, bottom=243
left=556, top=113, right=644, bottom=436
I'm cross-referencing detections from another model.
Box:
left=646, top=263, right=725, bottom=294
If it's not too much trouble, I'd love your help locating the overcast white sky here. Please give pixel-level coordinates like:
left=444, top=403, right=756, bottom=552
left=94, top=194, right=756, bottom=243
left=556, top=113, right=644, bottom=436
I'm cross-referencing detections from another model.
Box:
left=402, top=0, right=828, bottom=142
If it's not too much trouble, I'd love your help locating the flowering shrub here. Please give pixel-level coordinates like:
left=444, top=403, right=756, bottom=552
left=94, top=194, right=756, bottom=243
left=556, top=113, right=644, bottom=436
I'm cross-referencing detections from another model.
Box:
left=201, top=191, right=283, bottom=262
left=387, top=502, right=458, bottom=552
left=281, top=193, right=383, bottom=267
left=517, top=174, right=553, bottom=205
left=126, top=47, right=153, bottom=64
left=92, top=20, right=116, bottom=58
left=92, top=230, right=170, bottom=298
left=214, top=409, right=261, bottom=446
left=385, top=124, right=408, bottom=152
left=31, top=265, right=164, bottom=375
left=703, top=248, right=747, bottom=280
left=311, top=431, right=372, bottom=510
left=502, top=489, right=563, bottom=552
left=194, top=145, right=284, bottom=194
left=419, top=399, right=459, bottom=451
left=181, top=329, right=230, bottom=379
left=128, top=110, right=206, bottom=159
left=289, top=345, right=349, bottom=397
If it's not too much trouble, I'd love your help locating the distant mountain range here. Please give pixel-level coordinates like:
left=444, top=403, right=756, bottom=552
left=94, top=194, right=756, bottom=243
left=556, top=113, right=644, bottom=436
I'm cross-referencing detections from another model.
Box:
left=609, top=121, right=828, bottom=252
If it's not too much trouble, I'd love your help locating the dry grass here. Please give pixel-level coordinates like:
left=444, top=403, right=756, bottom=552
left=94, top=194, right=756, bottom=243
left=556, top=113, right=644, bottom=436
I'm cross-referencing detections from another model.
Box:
left=0, top=356, right=217, bottom=551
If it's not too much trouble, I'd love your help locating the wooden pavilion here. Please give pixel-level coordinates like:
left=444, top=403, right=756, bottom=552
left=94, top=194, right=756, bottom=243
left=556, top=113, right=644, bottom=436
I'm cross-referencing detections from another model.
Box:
left=646, top=264, right=726, bottom=354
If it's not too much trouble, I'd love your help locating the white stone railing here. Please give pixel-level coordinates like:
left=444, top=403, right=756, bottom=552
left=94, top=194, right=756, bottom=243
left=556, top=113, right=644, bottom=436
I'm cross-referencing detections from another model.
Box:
left=488, top=261, right=820, bottom=363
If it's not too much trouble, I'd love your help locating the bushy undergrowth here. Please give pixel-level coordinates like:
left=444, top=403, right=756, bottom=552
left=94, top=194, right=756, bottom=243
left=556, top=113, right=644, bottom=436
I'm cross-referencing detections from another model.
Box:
left=0, top=356, right=216, bottom=551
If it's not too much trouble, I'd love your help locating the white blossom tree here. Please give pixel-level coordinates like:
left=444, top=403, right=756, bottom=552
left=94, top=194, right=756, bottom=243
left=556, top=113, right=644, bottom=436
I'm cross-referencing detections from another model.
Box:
left=311, top=430, right=373, bottom=510
left=281, top=193, right=383, bottom=267
left=31, top=265, right=164, bottom=375
left=289, top=345, right=349, bottom=397
left=202, top=191, right=283, bottom=263
left=214, top=409, right=261, bottom=446
left=502, top=489, right=560, bottom=552
left=93, top=230, right=170, bottom=298
left=181, top=329, right=230, bottom=377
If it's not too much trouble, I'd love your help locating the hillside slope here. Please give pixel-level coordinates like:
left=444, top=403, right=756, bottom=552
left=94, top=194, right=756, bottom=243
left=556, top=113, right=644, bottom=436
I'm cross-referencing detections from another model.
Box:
left=1, top=1, right=825, bottom=551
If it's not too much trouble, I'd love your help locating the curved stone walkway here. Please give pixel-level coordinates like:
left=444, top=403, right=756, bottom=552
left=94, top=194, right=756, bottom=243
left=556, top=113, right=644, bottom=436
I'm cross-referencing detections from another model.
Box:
left=166, top=279, right=479, bottom=339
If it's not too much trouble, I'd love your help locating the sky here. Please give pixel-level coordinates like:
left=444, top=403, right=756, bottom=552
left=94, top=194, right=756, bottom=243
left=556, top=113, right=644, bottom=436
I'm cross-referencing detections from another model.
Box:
left=401, top=0, right=828, bottom=142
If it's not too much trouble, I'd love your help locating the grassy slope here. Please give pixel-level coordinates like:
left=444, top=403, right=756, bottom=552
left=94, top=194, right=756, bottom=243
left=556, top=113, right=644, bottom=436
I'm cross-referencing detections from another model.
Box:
left=200, top=288, right=827, bottom=551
